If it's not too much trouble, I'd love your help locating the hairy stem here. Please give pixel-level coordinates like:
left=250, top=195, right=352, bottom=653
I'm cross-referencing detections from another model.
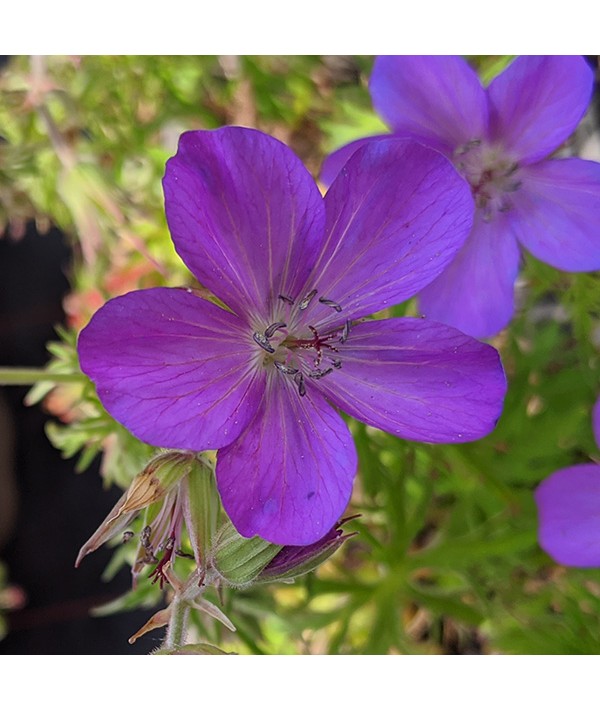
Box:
left=164, top=597, right=189, bottom=651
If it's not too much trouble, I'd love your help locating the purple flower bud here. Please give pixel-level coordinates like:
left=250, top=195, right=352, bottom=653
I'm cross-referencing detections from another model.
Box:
left=257, top=516, right=358, bottom=583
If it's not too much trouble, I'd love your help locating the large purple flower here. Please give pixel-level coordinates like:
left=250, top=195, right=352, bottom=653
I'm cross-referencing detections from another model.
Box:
left=535, top=398, right=600, bottom=567
left=78, top=127, right=506, bottom=546
left=322, top=56, right=600, bottom=338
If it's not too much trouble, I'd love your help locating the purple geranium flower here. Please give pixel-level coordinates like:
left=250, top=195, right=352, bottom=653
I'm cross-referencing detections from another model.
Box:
left=535, top=398, right=600, bottom=567
left=323, top=56, right=600, bottom=338
left=78, top=126, right=506, bottom=546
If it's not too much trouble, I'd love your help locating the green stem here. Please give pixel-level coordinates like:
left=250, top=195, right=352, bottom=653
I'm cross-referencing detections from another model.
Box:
left=164, top=598, right=189, bottom=651
left=0, top=368, right=82, bottom=386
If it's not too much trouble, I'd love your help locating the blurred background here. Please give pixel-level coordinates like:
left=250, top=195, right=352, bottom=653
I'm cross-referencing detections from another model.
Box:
left=1, top=55, right=600, bottom=654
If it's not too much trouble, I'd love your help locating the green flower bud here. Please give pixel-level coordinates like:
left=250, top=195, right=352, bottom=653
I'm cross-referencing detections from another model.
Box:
left=210, top=521, right=282, bottom=588
left=182, top=456, right=219, bottom=568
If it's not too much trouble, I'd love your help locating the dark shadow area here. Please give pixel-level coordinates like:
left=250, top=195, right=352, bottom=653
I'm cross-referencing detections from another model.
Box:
left=0, top=223, right=161, bottom=654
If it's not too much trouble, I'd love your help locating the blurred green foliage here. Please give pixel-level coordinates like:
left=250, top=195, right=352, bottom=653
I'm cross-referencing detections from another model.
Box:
left=2, top=55, right=600, bottom=654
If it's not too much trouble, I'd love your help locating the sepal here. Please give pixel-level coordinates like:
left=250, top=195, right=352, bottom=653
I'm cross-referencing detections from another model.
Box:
left=210, top=520, right=282, bottom=588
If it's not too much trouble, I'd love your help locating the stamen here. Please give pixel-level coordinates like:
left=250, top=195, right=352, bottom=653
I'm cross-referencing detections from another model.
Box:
left=340, top=320, right=350, bottom=344
left=175, top=548, right=195, bottom=560
left=294, top=372, right=306, bottom=397
left=307, top=367, right=333, bottom=380
left=454, top=138, right=482, bottom=156
left=331, top=358, right=342, bottom=369
left=274, top=361, right=299, bottom=375
left=140, top=525, right=152, bottom=549
left=122, top=531, right=134, bottom=543
left=264, top=321, right=287, bottom=338
left=278, top=294, right=295, bottom=305
left=298, top=288, right=317, bottom=310
left=319, top=297, right=342, bottom=313
left=140, top=525, right=158, bottom=564
left=253, top=331, right=275, bottom=353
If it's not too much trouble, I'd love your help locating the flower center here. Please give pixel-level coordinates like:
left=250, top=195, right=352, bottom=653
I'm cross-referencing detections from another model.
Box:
left=453, top=140, right=522, bottom=221
left=251, top=289, right=349, bottom=397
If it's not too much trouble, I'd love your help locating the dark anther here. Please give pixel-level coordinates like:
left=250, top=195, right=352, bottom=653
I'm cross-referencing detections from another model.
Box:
left=274, top=361, right=299, bottom=375
left=307, top=367, right=333, bottom=380
left=278, top=294, right=295, bottom=305
left=265, top=321, right=287, bottom=338
left=253, top=331, right=275, bottom=353
left=340, top=320, right=350, bottom=344
left=319, top=297, right=342, bottom=313
left=294, top=372, right=306, bottom=397
left=141, top=525, right=152, bottom=549
left=331, top=359, right=342, bottom=369
left=175, top=549, right=195, bottom=560
left=298, top=288, right=318, bottom=310
left=122, top=531, right=134, bottom=543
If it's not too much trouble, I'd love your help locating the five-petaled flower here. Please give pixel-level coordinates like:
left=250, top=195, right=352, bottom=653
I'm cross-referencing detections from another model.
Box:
left=78, top=127, right=506, bottom=546
left=535, top=397, right=600, bottom=567
left=322, top=56, right=600, bottom=338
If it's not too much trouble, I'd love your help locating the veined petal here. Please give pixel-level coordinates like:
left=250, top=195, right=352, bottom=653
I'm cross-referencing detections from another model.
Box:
left=306, top=139, right=474, bottom=329
left=370, top=56, right=488, bottom=154
left=314, top=318, right=506, bottom=444
left=216, top=375, right=357, bottom=546
left=488, top=56, right=594, bottom=164
left=510, top=158, right=600, bottom=271
left=535, top=464, right=600, bottom=567
left=78, top=287, right=265, bottom=451
left=418, top=212, right=521, bottom=338
left=320, top=135, right=388, bottom=188
left=163, top=127, right=325, bottom=322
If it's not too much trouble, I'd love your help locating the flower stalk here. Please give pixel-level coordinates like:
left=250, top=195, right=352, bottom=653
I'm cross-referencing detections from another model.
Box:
left=163, top=597, right=189, bottom=651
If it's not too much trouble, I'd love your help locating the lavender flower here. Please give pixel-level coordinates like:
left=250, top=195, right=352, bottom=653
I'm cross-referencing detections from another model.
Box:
left=78, top=127, right=506, bottom=546
left=322, top=56, right=600, bottom=338
left=535, top=398, right=600, bottom=567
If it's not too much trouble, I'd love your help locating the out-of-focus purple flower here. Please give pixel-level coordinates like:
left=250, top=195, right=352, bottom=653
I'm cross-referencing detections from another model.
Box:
left=78, top=127, right=507, bottom=546
left=535, top=398, right=600, bottom=567
left=322, top=56, right=600, bottom=338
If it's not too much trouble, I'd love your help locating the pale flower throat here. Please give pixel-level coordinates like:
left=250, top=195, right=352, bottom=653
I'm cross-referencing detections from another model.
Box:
left=453, top=140, right=522, bottom=222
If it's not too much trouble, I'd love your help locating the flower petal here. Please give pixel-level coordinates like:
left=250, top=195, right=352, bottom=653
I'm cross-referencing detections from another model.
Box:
left=370, top=55, right=488, bottom=154
left=535, top=464, right=600, bottom=567
left=163, top=127, right=325, bottom=321
left=313, top=318, right=506, bottom=444
left=78, top=287, right=265, bottom=450
left=488, top=55, right=594, bottom=164
left=320, top=135, right=388, bottom=188
left=305, top=139, right=474, bottom=329
left=418, top=212, right=521, bottom=338
left=509, top=158, right=600, bottom=271
left=216, top=375, right=357, bottom=546
left=593, top=397, right=600, bottom=450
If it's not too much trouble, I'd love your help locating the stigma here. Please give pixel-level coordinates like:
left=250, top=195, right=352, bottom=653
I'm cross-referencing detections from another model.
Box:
left=252, top=287, right=350, bottom=397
